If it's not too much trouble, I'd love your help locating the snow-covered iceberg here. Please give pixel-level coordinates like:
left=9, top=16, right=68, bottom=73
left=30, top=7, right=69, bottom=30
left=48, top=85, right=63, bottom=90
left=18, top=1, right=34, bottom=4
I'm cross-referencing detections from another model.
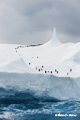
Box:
left=0, top=29, right=80, bottom=100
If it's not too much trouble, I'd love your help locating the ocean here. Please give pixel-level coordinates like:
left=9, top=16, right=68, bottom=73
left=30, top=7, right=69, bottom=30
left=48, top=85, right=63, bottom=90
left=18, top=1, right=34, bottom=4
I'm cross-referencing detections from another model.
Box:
left=0, top=92, right=80, bottom=120
left=0, top=72, right=80, bottom=120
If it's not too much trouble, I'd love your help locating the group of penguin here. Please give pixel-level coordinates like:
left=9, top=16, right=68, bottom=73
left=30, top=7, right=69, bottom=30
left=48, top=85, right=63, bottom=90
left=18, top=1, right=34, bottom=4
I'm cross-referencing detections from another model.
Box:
left=67, top=69, right=72, bottom=75
left=29, top=62, right=73, bottom=75
left=15, top=45, right=27, bottom=53
left=15, top=46, right=73, bottom=75
left=29, top=63, right=53, bottom=74
left=28, top=62, right=60, bottom=75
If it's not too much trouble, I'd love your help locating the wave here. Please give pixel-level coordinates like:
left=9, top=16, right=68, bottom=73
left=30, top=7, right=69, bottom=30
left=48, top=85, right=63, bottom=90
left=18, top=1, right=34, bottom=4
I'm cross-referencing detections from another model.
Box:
left=0, top=89, right=61, bottom=106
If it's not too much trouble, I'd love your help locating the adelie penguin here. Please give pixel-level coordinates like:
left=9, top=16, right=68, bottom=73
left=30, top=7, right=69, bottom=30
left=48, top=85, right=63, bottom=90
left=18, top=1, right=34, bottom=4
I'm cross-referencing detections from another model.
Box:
left=67, top=73, right=69, bottom=75
left=29, top=63, right=31, bottom=65
left=57, top=71, right=58, bottom=74
left=51, top=71, right=52, bottom=73
left=45, top=71, right=47, bottom=73
left=70, top=69, right=72, bottom=72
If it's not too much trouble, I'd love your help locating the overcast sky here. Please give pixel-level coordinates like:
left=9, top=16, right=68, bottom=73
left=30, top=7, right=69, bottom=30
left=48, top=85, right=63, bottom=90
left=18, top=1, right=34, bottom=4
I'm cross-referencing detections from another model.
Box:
left=0, top=0, right=80, bottom=45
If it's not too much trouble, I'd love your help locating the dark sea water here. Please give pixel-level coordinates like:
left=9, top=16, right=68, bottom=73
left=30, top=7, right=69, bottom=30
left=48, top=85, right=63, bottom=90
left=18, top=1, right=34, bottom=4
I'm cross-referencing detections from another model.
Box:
left=0, top=72, right=80, bottom=120
left=0, top=90, right=80, bottom=120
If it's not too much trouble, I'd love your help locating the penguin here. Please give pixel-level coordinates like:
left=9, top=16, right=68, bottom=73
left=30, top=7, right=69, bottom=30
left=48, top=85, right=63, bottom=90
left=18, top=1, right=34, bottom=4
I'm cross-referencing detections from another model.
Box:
left=57, top=71, right=58, bottom=74
left=70, top=69, right=72, bottom=72
left=29, top=63, right=31, bottom=65
left=51, top=71, right=52, bottom=73
left=67, top=73, right=69, bottom=75
left=45, top=71, right=47, bottom=73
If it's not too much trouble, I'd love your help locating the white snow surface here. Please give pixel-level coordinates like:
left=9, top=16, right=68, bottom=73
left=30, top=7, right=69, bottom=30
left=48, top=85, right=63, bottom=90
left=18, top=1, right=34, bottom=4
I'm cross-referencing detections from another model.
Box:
left=0, top=29, right=80, bottom=77
left=0, top=29, right=80, bottom=100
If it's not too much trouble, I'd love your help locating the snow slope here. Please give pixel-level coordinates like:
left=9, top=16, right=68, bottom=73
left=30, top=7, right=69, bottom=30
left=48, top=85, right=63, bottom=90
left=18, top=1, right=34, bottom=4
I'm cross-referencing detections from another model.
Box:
left=0, top=58, right=36, bottom=73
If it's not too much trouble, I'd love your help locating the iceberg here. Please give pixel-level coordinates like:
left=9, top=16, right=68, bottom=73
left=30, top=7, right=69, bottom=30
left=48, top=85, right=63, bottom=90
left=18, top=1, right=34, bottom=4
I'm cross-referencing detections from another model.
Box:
left=0, top=29, right=80, bottom=100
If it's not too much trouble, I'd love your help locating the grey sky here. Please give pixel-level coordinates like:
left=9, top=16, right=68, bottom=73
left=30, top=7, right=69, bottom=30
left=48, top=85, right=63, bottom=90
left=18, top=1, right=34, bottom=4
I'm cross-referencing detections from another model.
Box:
left=0, top=0, right=80, bottom=45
